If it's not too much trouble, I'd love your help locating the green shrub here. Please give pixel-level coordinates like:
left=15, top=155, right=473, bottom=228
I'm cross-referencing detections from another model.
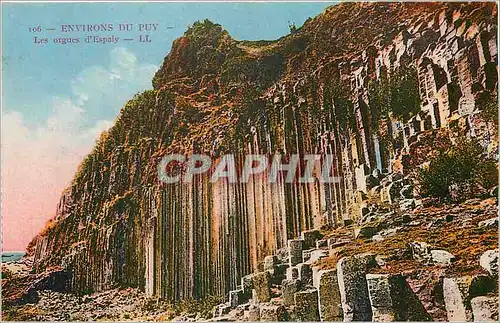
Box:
left=417, top=137, right=497, bottom=202
left=368, top=65, right=421, bottom=124
left=476, top=91, right=498, bottom=125
left=389, top=65, right=421, bottom=121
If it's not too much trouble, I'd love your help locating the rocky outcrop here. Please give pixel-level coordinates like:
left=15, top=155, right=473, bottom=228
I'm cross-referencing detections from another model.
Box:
left=366, top=273, right=431, bottom=321
left=480, top=249, right=499, bottom=277
left=471, top=296, right=499, bottom=322
left=4, top=197, right=498, bottom=321
left=337, top=254, right=376, bottom=321
left=207, top=206, right=497, bottom=322
left=443, top=275, right=495, bottom=321
left=316, top=269, right=342, bottom=321
left=25, top=1, right=497, bottom=310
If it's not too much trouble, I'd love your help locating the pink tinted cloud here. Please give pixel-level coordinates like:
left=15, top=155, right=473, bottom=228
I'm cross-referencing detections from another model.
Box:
left=1, top=105, right=110, bottom=251
left=1, top=48, right=156, bottom=252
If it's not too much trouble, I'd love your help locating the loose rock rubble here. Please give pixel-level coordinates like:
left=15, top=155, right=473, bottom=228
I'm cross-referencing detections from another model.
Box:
left=3, top=199, right=497, bottom=322
left=1, top=2, right=498, bottom=321
left=2, top=286, right=168, bottom=321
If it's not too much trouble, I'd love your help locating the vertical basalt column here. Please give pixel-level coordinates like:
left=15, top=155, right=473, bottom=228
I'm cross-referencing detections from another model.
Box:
left=135, top=80, right=380, bottom=301
left=144, top=215, right=155, bottom=296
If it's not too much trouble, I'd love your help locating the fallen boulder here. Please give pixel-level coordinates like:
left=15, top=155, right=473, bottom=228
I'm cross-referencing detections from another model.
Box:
left=366, top=273, right=431, bottom=321
left=430, top=250, right=456, bottom=265
left=288, top=239, right=304, bottom=266
left=259, top=303, right=286, bottom=321
left=252, top=271, right=271, bottom=303
left=294, top=289, right=320, bottom=321
left=408, top=241, right=432, bottom=262
left=408, top=241, right=456, bottom=265
left=281, top=279, right=301, bottom=306
left=443, top=275, right=495, bottom=322
left=336, top=253, right=376, bottom=321
left=478, top=217, right=498, bottom=230
left=479, top=249, right=499, bottom=277
left=245, top=304, right=260, bottom=321
left=317, top=269, right=343, bottom=321
left=471, top=296, right=499, bottom=322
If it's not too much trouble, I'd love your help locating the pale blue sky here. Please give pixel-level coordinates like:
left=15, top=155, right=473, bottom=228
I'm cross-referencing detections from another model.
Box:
left=3, top=2, right=334, bottom=126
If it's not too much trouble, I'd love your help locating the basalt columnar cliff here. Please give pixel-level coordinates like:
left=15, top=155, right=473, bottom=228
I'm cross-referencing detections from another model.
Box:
left=27, top=1, right=498, bottom=305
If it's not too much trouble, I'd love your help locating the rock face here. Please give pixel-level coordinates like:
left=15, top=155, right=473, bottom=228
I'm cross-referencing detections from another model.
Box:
left=281, top=279, right=301, bottom=307
left=27, top=1, right=498, bottom=305
left=470, top=296, right=499, bottom=322
left=443, top=275, right=495, bottom=322
left=366, top=274, right=431, bottom=321
left=251, top=272, right=271, bottom=303
left=7, top=207, right=498, bottom=322
left=259, top=304, right=286, bottom=321
left=480, top=249, right=499, bottom=277
left=336, top=254, right=375, bottom=321
left=293, top=289, right=320, bottom=321
left=317, top=269, right=343, bottom=321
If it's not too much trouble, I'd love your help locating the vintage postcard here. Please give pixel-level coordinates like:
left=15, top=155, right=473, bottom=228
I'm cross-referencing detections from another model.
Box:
left=1, top=1, right=499, bottom=322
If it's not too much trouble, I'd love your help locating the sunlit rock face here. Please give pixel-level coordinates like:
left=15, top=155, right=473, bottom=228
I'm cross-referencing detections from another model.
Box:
left=28, top=2, right=497, bottom=301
